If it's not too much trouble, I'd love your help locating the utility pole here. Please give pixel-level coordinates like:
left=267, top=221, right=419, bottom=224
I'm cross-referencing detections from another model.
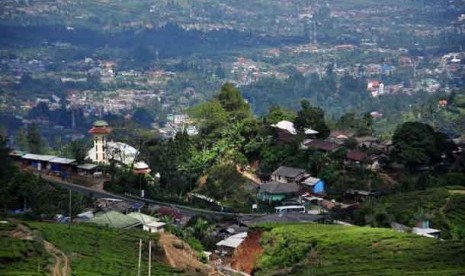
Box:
left=137, top=239, right=142, bottom=276
left=148, top=240, right=152, bottom=276
left=68, top=189, right=72, bottom=229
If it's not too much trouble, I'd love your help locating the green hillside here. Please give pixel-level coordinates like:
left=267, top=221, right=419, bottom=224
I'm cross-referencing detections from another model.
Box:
left=355, top=187, right=465, bottom=240
left=254, top=223, right=465, bottom=276
left=0, top=221, right=182, bottom=276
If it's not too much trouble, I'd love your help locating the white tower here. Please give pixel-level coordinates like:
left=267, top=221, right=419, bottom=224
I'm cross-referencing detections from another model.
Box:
left=88, top=120, right=111, bottom=164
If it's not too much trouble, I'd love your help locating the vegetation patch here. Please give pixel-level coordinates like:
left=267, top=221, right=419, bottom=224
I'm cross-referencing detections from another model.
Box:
left=1, top=221, right=182, bottom=276
left=355, top=187, right=465, bottom=240
left=254, top=223, right=465, bottom=276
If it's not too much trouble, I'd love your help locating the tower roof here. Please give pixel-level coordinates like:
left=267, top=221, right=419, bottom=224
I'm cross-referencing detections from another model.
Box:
left=93, top=120, right=109, bottom=127
left=89, top=120, right=111, bottom=134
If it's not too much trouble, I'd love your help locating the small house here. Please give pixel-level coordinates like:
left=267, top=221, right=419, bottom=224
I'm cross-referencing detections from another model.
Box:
left=49, top=157, right=76, bottom=174
left=271, top=166, right=306, bottom=183
left=412, top=220, right=441, bottom=239
left=127, top=212, right=165, bottom=233
left=257, top=181, right=300, bottom=203
left=346, top=150, right=368, bottom=162
left=77, top=163, right=100, bottom=176
left=216, top=232, right=248, bottom=257
left=21, top=153, right=56, bottom=171
left=301, top=176, right=325, bottom=194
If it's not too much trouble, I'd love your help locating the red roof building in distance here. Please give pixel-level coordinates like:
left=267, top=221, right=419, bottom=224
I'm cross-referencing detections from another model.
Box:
left=367, top=80, right=380, bottom=90
left=346, top=150, right=368, bottom=162
left=88, top=120, right=112, bottom=135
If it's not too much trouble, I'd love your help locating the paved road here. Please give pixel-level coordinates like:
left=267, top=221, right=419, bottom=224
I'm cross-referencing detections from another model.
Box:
left=42, top=174, right=267, bottom=218
left=42, top=174, right=132, bottom=201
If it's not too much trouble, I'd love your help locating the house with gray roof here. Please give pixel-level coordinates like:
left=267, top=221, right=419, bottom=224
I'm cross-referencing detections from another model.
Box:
left=86, top=211, right=141, bottom=229
left=257, top=181, right=300, bottom=203
left=127, top=212, right=165, bottom=233
left=271, top=166, right=307, bottom=184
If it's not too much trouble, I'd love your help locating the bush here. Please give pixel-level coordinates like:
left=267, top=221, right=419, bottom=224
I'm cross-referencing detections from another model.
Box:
left=442, top=173, right=465, bottom=187
left=185, top=236, right=204, bottom=253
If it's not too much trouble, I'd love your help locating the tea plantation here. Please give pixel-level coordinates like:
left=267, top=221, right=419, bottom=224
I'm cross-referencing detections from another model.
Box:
left=0, top=221, right=182, bottom=275
left=254, top=223, right=465, bottom=275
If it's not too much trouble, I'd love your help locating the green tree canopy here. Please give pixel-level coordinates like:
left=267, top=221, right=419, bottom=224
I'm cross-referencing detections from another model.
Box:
left=262, top=106, right=296, bottom=125
left=294, top=100, right=330, bottom=139
left=215, top=83, right=252, bottom=123
left=391, top=122, right=453, bottom=168
left=26, top=123, right=47, bottom=154
left=189, top=99, right=228, bottom=138
left=336, top=112, right=373, bottom=136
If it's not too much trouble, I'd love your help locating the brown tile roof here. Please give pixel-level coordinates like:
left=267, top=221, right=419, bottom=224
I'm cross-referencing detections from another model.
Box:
left=346, top=150, right=368, bottom=162
left=304, top=140, right=340, bottom=152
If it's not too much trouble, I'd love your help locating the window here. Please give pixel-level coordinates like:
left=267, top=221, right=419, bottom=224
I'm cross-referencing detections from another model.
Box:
left=96, top=153, right=98, bottom=160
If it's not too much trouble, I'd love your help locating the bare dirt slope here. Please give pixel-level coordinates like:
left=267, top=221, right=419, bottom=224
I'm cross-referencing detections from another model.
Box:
left=230, top=231, right=263, bottom=274
left=158, top=232, right=213, bottom=275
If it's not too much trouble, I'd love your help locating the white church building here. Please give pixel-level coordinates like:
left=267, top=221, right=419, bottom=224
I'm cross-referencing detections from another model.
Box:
left=86, top=120, right=142, bottom=166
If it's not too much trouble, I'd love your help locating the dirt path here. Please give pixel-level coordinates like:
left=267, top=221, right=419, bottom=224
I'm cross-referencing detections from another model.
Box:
left=236, top=165, right=262, bottom=184
left=11, top=223, right=70, bottom=276
left=43, top=240, right=70, bottom=276
left=379, top=173, right=397, bottom=187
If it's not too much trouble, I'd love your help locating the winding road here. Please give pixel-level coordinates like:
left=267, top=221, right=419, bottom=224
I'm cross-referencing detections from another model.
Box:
left=40, top=173, right=267, bottom=218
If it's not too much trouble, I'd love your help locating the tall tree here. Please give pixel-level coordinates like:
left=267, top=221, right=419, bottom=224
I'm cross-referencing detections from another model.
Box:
left=189, top=100, right=228, bottom=139
left=391, top=122, right=449, bottom=169
left=16, top=127, right=29, bottom=151
left=262, top=106, right=296, bottom=125
left=215, top=83, right=252, bottom=123
left=26, top=123, right=46, bottom=154
left=63, top=140, right=89, bottom=163
left=294, top=100, right=330, bottom=139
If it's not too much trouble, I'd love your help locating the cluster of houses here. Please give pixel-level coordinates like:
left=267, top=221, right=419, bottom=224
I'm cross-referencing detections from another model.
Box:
left=272, top=119, right=391, bottom=169
left=257, top=166, right=324, bottom=203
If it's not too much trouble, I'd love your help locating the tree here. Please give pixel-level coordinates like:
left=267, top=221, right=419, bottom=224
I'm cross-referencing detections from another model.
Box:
left=189, top=100, right=228, bottom=139
left=262, top=106, right=296, bottom=125
left=63, top=140, right=89, bottom=163
left=151, top=131, right=199, bottom=195
left=336, top=112, right=373, bottom=136
left=215, top=83, right=252, bottom=123
left=132, top=107, right=154, bottom=128
left=16, top=127, right=29, bottom=151
left=391, top=122, right=445, bottom=169
left=294, top=100, right=330, bottom=139
left=0, top=135, right=16, bottom=183
left=26, top=123, right=46, bottom=154
left=201, top=163, right=246, bottom=201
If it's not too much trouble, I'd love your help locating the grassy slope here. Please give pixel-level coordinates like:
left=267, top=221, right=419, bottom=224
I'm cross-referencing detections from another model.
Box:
left=254, top=223, right=465, bottom=276
left=0, top=221, right=182, bottom=276
left=0, top=222, right=46, bottom=275
left=378, top=187, right=465, bottom=240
